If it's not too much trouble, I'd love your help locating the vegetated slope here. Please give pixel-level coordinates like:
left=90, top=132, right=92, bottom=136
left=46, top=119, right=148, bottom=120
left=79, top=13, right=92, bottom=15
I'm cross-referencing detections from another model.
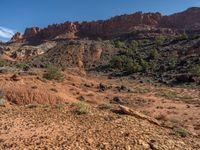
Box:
left=26, top=33, right=200, bottom=85
left=108, top=33, right=200, bottom=85
left=3, top=33, right=200, bottom=85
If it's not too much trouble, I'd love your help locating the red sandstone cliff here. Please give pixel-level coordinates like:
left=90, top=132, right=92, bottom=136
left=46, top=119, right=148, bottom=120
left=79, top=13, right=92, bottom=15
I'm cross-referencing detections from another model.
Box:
left=11, top=7, right=200, bottom=43
left=161, top=7, right=200, bottom=29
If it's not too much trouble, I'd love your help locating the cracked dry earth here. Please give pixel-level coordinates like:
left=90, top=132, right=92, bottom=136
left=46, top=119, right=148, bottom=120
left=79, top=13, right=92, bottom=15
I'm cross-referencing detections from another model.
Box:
left=0, top=105, right=200, bottom=150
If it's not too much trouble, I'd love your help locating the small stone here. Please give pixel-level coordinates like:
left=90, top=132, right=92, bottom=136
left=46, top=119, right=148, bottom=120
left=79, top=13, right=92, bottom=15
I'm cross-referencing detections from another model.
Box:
left=125, top=145, right=131, bottom=150
left=84, top=83, right=92, bottom=88
left=0, top=68, right=8, bottom=74
left=138, top=140, right=150, bottom=149
left=10, top=74, right=21, bottom=81
left=0, top=98, right=7, bottom=106
left=78, top=96, right=85, bottom=101
left=99, top=83, right=107, bottom=92
left=86, top=138, right=93, bottom=145
left=149, top=143, right=160, bottom=150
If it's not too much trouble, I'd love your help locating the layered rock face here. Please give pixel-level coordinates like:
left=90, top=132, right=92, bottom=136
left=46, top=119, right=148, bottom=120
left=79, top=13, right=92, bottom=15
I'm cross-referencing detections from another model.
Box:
left=161, top=7, right=200, bottom=29
left=79, top=12, right=162, bottom=38
left=161, top=7, right=200, bottom=30
left=11, top=32, right=23, bottom=42
left=11, top=7, right=200, bottom=43
left=20, top=22, right=81, bottom=43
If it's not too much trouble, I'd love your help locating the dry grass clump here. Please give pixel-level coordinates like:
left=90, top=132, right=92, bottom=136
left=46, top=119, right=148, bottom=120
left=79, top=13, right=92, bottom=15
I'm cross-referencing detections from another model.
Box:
left=71, top=101, right=90, bottom=115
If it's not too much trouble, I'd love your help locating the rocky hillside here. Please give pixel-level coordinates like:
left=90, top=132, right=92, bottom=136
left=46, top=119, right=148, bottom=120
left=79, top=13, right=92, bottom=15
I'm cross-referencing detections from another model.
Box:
left=0, top=7, right=199, bottom=85
left=11, top=7, right=200, bottom=44
left=31, top=40, right=116, bottom=70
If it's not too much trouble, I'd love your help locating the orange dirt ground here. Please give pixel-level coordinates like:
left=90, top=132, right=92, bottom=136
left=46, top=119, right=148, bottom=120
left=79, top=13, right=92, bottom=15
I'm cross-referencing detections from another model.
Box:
left=1, top=69, right=200, bottom=149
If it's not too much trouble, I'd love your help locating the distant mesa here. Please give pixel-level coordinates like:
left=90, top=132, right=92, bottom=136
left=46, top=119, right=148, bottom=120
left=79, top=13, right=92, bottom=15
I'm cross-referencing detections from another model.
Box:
left=11, top=7, right=200, bottom=43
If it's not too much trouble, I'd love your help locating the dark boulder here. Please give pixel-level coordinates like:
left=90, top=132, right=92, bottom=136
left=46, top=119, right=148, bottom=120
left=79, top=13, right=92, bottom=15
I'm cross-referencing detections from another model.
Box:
left=99, top=83, right=107, bottom=92
left=112, top=97, right=128, bottom=104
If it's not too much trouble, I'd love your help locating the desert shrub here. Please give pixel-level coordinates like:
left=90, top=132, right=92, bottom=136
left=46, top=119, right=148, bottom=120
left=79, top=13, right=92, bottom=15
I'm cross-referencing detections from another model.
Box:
left=110, top=55, right=142, bottom=73
left=0, top=59, right=7, bottom=67
left=178, top=33, right=188, bottom=41
left=16, top=62, right=27, bottom=68
left=60, top=63, right=70, bottom=71
left=142, top=39, right=150, bottom=45
left=110, top=55, right=129, bottom=68
left=168, top=57, right=177, bottom=69
left=125, top=60, right=142, bottom=73
left=134, top=87, right=151, bottom=94
left=140, top=59, right=149, bottom=72
left=136, top=39, right=150, bottom=47
left=43, top=65, right=64, bottom=81
left=149, top=60, right=157, bottom=70
left=173, top=127, right=187, bottom=137
left=55, top=102, right=65, bottom=109
left=71, top=101, right=90, bottom=115
left=114, top=40, right=126, bottom=48
left=110, top=55, right=124, bottom=69
left=99, top=103, right=113, bottom=109
left=128, top=40, right=139, bottom=50
left=190, top=64, right=200, bottom=76
left=155, top=36, right=165, bottom=46
left=149, top=49, right=159, bottom=60
left=120, top=48, right=136, bottom=57
left=39, top=57, right=50, bottom=67
left=16, top=62, right=31, bottom=71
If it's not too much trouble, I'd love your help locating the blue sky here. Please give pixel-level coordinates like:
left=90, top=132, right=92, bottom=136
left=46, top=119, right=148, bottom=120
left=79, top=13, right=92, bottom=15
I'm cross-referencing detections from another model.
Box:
left=0, top=0, right=200, bottom=41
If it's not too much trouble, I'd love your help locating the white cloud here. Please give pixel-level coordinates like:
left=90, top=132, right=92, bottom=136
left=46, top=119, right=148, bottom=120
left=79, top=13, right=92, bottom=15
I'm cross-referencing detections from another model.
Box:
left=0, top=26, right=15, bottom=39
